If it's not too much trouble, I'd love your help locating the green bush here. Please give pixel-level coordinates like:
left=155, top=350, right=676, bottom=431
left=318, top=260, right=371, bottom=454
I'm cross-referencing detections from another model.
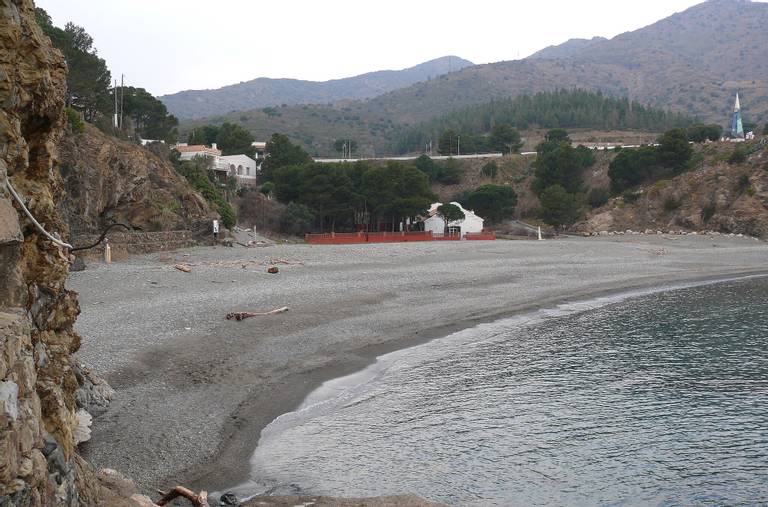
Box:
left=736, top=174, right=751, bottom=194
left=702, top=203, right=716, bottom=222
left=622, top=190, right=641, bottom=203
left=481, top=161, right=499, bottom=179
left=280, top=202, right=314, bottom=236
left=663, top=197, right=681, bottom=212
left=539, top=184, right=581, bottom=228
left=65, top=107, right=85, bottom=134
left=728, top=147, right=748, bottom=165
left=259, top=181, right=275, bottom=196
left=587, top=187, right=610, bottom=208
left=176, top=160, right=236, bottom=228
left=466, top=184, right=517, bottom=223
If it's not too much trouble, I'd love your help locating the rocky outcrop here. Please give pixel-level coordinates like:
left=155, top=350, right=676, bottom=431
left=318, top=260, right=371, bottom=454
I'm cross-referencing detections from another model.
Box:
left=577, top=141, right=768, bottom=238
left=56, top=124, right=216, bottom=238
left=0, top=1, right=146, bottom=505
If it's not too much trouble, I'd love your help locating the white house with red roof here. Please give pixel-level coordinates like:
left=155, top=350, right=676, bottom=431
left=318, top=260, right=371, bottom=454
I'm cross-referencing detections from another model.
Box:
left=174, top=143, right=257, bottom=186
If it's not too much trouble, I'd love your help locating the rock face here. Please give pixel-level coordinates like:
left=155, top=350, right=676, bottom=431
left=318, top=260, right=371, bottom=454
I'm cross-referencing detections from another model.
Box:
left=577, top=141, right=768, bottom=238
left=56, top=124, right=215, bottom=238
left=0, top=1, right=135, bottom=505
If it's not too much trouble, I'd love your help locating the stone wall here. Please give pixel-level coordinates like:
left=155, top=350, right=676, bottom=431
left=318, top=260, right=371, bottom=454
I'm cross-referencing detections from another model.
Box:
left=73, top=230, right=201, bottom=261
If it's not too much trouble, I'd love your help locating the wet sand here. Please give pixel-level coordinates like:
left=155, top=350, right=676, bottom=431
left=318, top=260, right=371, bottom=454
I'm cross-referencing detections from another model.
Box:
left=68, top=235, right=768, bottom=495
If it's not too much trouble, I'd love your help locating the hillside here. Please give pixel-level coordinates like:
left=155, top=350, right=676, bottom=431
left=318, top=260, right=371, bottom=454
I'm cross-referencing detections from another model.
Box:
left=182, top=0, right=768, bottom=156
left=161, top=56, right=474, bottom=120
left=529, top=37, right=608, bottom=60
left=56, top=124, right=216, bottom=237
left=578, top=139, right=768, bottom=237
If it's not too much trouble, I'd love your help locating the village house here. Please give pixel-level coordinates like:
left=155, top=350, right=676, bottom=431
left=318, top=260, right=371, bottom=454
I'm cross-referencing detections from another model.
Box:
left=423, top=202, right=484, bottom=236
left=174, top=143, right=257, bottom=186
left=220, top=154, right=258, bottom=186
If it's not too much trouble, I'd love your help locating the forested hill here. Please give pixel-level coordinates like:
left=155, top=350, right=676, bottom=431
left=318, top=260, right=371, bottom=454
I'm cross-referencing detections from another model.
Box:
left=160, top=56, right=474, bottom=120
left=181, top=0, right=768, bottom=156
left=392, top=90, right=693, bottom=154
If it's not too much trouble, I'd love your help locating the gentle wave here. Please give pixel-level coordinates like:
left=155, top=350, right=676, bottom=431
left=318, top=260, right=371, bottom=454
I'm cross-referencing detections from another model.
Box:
left=230, top=275, right=768, bottom=505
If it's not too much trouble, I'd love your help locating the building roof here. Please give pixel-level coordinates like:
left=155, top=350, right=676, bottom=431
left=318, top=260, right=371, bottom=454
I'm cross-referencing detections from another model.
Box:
left=251, top=141, right=267, bottom=150
left=220, top=154, right=257, bottom=164
left=176, top=144, right=221, bottom=156
left=424, top=202, right=483, bottom=222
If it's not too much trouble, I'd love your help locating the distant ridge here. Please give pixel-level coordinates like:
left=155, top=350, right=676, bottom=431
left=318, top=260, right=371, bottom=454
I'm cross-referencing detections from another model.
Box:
left=161, top=56, right=474, bottom=119
left=181, top=0, right=768, bottom=157
left=528, top=37, right=608, bottom=60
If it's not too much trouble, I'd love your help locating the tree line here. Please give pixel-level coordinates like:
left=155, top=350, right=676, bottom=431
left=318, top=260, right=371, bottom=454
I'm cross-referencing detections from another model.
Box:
left=187, top=123, right=258, bottom=157
left=528, top=127, right=696, bottom=229
left=393, top=89, right=693, bottom=154
left=254, top=134, right=518, bottom=234
left=35, top=8, right=179, bottom=142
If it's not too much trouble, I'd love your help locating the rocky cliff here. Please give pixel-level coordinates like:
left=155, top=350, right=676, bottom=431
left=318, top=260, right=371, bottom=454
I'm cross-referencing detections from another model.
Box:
left=56, top=124, right=215, bottom=239
left=578, top=140, right=768, bottom=237
left=0, top=1, right=149, bottom=505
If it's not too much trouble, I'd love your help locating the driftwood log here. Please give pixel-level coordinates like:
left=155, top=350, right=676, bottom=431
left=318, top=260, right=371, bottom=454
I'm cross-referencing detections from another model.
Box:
left=226, top=306, right=290, bottom=321
left=156, top=486, right=210, bottom=506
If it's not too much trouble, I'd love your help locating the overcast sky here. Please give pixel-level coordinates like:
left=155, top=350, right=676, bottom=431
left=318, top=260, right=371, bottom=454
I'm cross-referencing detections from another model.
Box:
left=38, top=0, right=716, bottom=97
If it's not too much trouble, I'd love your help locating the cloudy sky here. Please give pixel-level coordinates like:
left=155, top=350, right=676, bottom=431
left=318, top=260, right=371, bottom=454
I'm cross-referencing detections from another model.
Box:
left=38, top=0, right=713, bottom=97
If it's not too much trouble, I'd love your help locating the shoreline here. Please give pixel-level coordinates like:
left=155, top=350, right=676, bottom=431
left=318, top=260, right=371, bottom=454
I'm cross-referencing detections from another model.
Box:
left=224, top=270, right=768, bottom=499
left=209, top=269, right=768, bottom=497
left=68, top=236, right=768, bottom=495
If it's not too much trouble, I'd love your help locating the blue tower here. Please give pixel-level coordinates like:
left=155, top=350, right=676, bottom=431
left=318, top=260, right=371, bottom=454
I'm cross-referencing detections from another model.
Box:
left=730, top=93, right=744, bottom=138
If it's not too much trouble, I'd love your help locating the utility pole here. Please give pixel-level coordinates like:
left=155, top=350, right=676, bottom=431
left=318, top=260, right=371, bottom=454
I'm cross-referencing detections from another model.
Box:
left=457, top=135, right=461, bottom=156
left=113, top=79, right=118, bottom=128
left=119, top=74, right=125, bottom=130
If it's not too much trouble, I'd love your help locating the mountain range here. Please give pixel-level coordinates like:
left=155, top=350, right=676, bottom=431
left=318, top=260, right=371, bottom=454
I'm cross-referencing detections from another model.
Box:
left=161, top=56, right=474, bottom=120
left=178, top=0, right=768, bottom=156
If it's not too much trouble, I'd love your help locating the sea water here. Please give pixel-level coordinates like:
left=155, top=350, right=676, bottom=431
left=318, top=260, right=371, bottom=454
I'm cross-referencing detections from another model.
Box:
left=235, top=277, right=768, bottom=506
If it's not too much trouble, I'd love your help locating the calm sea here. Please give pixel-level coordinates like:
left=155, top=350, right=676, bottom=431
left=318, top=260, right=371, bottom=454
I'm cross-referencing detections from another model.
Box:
left=234, top=277, right=768, bottom=506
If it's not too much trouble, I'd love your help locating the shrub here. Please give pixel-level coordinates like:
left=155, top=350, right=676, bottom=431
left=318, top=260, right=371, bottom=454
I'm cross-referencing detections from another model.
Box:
left=436, top=159, right=462, bottom=185
left=280, top=202, right=314, bottom=236
left=736, top=173, right=751, bottom=193
left=481, top=161, right=499, bottom=179
left=664, top=197, right=681, bottom=212
left=65, top=107, right=85, bottom=134
left=686, top=124, right=723, bottom=143
left=728, top=147, right=748, bottom=165
left=466, top=184, right=518, bottom=223
left=176, top=160, right=236, bottom=228
left=587, top=187, right=610, bottom=208
left=702, top=203, right=716, bottom=222
left=622, top=190, right=641, bottom=203
left=539, top=184, right=581, bottom=228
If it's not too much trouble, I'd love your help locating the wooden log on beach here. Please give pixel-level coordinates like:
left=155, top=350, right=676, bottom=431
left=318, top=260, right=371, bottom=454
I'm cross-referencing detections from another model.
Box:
left=226, top=307, right=290, bottom=321
left=156, top=486, right=210, bottom=506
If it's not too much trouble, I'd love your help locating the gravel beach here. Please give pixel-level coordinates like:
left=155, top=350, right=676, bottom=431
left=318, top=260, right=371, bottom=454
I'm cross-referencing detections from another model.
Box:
left=69, top=235, right=768, bottom=495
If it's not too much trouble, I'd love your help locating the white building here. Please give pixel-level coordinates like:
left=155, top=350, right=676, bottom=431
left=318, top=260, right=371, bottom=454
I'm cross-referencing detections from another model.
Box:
left=220, top=154, right=258, bottom=185
left=175, top=143, right=222, bottom=161
left=251, top=141, right=267, bottom=159
left=423, top=202, right=484, bottom=236
left=175, top=143, right=257, bottom=186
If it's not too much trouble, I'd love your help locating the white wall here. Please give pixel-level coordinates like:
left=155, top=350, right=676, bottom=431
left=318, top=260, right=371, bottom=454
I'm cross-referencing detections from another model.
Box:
left=424, top=202, right=485, bottom=235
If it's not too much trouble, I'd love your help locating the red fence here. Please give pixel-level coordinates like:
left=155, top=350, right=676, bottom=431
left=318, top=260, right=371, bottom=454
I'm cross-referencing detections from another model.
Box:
left=305, top=230, right=494, bottom=245
left=465, top=231, right=497, bottom=240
